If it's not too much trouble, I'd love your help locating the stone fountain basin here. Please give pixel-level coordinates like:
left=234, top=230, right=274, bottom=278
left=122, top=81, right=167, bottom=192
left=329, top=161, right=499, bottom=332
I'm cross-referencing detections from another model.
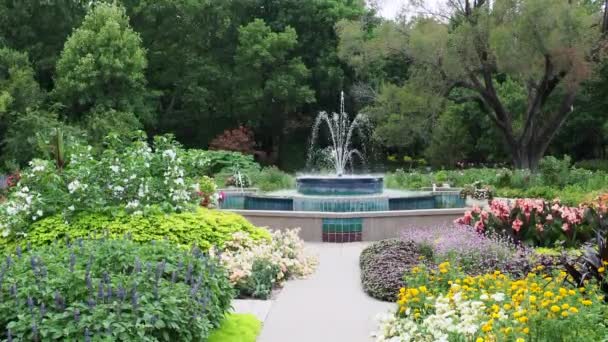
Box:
left=296, top=175, right=383, bottom=196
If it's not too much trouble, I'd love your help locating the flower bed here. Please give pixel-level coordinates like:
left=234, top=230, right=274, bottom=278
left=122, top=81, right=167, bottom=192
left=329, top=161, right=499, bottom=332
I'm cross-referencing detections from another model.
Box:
left=374, top=262, right=608, bottom=342
left=0, top=238, right=233, bottom=340
left=455, top=199, right=591, bottom=247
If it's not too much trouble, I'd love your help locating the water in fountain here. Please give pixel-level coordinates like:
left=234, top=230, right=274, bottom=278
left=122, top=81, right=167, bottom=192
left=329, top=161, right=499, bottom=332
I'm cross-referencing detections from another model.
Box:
left=307, top=91, right=370, bottom=176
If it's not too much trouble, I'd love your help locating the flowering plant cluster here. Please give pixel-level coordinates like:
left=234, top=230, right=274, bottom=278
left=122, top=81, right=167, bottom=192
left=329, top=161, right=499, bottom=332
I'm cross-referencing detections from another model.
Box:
left=374, top=262, right=608, bottom=342
left=0, top=238, right=234, bottom=341
left=455, top=199, right=591, bottom=247
left=220, top=229, right=317, bottom=298
left=0, top=132, right=216, bottom=238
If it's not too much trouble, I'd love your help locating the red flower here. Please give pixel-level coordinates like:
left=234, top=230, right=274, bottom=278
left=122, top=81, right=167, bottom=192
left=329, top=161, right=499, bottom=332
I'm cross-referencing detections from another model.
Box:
left=512, top=218, right=523, bottom=233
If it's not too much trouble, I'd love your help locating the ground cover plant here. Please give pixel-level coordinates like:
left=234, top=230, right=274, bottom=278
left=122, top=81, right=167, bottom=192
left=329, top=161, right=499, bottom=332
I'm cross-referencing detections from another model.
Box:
left=360, top=240, right=422, bottom=301
left=207, top=313, right=262, bottom=342
left=0, top=238, right=234, bottom=341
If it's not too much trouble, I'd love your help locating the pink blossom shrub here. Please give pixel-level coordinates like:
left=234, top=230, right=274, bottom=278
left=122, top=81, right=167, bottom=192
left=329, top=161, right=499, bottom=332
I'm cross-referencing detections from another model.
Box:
left=455, top=199, right=591, bottom=247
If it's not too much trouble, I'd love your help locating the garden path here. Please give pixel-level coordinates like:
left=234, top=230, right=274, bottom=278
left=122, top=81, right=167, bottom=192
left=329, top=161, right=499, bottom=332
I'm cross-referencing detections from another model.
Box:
left=258, top=242, right=394, bottom=342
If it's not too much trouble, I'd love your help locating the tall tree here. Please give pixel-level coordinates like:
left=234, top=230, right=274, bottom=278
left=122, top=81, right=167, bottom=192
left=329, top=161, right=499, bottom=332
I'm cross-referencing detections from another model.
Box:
left=404, top=0, right=601, bottom=169
left=53, top=2, right=150, bottom=131
left=234, top=19, right=315, bottom=157
left=0, top=0, right=88, bottom=89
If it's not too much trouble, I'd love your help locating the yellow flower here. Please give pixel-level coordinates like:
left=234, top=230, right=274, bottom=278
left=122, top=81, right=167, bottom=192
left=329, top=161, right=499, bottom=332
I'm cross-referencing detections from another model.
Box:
left=482, top=323, right=493, bottom=332
left=518, top=316, right=528, bottom=324
left=569, top=307, right=579, bottom=313
left=568, top=289, right=576, bottom=296
left=516, top=338, right=525, bottom=342
left=476, top=338, right=484, bottom=342
left=599, top=267, right=605, bottom=273
left=418, top=286, right=427, bottom=293
left=529, top=295, right=536, bottom=303
left=550, top=305, right=561, bottom=313
left=543, top=291, right=554, bottom=298
left=523, top=327, right=530, bottom=334
left=503, top=303, right=513, bottom=310
left=582, top=299, right=592, bottom=306
left=559, top=288, right=568, bottom=296
left=561, top=311, right=569, bottom=318
left=561, top=303, right=570, bottom=310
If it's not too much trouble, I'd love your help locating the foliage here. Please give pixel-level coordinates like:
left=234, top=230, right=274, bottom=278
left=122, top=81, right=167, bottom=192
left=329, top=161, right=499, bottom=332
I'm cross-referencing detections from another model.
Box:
left=209, top=126, right=257, bottom=155
left=374, top=263, right=608, bottom=342
left=183, top=150, right=260, bottom=178
left=575, top=159, right=608, bottom=172
left=250, top=167, right=295, bottom=192
left=455, top=200, right=591, bottom=247
left=360, top=240, right=422, bottom=301
left=0, top=238, right=234, bottom=341
left=221, top=229, right=317, bottom=299
left=53, top=2, right=150, bottom=124
left=208, top=314, right=262, bottom=342
left=459, top=181, right=494, bottom=201
left=0, top=208, right=270, bottom=253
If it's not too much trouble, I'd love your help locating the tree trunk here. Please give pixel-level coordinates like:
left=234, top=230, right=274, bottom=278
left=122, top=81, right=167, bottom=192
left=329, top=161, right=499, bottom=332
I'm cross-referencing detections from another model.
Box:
left=511, top=140, right=549, bottom=170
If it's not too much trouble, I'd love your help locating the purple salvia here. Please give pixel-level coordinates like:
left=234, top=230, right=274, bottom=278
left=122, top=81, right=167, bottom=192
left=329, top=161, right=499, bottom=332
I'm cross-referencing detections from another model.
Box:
left=40, top=303, right=46, bottom=317
left=29, top=256, right=37, bottom=271
left=146, top=262, right=152, bottom=275
left=177, top=260, right=184, bottom=271
left=86, top=274, right=92, bottom=291
left=9, top=284, right=17, bottom=298
left=117, top=286, right=126, bottom=301
left=86, top=255, right=93, bottom=274
left=171, top=270, right=177, bottom=284
left=84, top=328, right=91, bottom=342
left=87, top=297, right=96, bottom=309
left=134, top=258, right=141, bottom=274
left=69, top=252, right=76, bottom=273
left=97, top=282, right=104, bottom=301
left=5, top=255, right=12, bottom=267
left=131, top=288, right=138, bottom=310
left=105, top=285, right=113, bottom=302
left=103, top=272, right=110, bottom=284
left=6, top=328, right=12, bottom=342
left=54, top=291, right=65, bottom=311
left=74, top=309, right=80, bottom=322
left=185, top=263, right=193, bottom=284
left=15, top=246, right=21, bottom=259
left=153, top=284, right=158, bottom=300
left=27, top=296, right=34, bottom=313
left=31, top=323, right=38, bottom=341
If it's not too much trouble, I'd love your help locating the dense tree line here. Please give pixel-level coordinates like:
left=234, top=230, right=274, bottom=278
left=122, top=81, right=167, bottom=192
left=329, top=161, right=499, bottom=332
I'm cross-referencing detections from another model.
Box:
left=2, top=0, right=608, bottom=172
left=0, top=0, right=366, bottom=170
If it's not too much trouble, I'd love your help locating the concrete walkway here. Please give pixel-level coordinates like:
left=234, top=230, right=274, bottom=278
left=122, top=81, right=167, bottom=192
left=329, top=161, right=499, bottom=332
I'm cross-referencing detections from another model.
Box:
left=258, top=243, right=395, bottom=342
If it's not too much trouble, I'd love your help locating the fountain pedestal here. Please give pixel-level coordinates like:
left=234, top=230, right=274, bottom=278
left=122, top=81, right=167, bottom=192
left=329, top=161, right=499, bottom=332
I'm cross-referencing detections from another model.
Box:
left=296, top=176, right=383, bottom=196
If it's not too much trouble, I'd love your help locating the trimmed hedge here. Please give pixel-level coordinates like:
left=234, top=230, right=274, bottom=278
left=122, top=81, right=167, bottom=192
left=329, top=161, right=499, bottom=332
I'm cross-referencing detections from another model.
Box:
left=1, top=208, right=270, bottom=251
left=360, top=239, right=422, bottom=302
left=0, top=238, right=234, bottom=341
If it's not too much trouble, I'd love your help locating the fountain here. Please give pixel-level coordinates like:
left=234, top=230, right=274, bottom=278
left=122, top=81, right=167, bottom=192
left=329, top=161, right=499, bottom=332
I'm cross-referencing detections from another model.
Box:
left=219, top=92, right=467, bottom=242
left=298, top=92, right=382, bottom=195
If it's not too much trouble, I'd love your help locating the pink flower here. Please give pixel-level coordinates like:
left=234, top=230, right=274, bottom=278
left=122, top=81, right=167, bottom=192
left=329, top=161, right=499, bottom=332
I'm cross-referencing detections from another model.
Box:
left=562, top=223, right=570, bottom=232
left=546, top=214, right=553, bottom=221
left=512, top=218, right=523, bottom=233
left=474, top=220, right=485, bottom=232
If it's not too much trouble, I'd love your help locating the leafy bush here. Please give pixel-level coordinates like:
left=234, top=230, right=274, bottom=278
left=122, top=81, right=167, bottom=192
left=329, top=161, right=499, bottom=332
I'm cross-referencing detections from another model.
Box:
left=221, top=229, right=317, bottom=298
left=184, top=149, right=259, bottom=177
left=538, top=155, right=572, bottom=187
left=360, top=240, right=422, bottom=301
left=208, top=126, right=257, bottom=155
left=0, top=238, right=234, bottom=341
left=250, top=167, right=294, bottom=191
left=1, top=208, right=270, bottom=252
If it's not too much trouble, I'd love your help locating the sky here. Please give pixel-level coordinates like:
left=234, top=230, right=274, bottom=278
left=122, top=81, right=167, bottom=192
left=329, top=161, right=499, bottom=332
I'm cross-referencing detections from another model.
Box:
left=377, top=0, right=444, bottom=19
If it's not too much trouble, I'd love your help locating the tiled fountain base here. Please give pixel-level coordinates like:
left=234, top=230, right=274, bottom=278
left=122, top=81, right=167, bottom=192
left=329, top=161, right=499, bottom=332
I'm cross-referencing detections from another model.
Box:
left=322, top=218, right=362, bottom=243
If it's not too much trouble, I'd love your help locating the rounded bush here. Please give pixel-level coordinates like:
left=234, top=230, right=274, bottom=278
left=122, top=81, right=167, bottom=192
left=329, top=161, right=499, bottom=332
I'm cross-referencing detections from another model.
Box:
left=1, top=208, right=270, bottom=252
left=360, top=240, right=421, bottom=301
left=0, top=239, right=233, bottom=341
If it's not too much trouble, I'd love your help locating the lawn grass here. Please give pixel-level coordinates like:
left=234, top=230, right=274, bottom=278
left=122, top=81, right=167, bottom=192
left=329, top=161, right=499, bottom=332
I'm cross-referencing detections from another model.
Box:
left=208, top=313, right=262, bottom=342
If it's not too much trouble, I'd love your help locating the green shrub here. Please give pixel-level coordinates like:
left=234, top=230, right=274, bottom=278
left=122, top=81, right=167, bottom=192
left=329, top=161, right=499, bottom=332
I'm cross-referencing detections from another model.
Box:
left=250, top=167, right=294, bottom=192
left=184, top=150, right=259, bottom=177
left=237, top=258, right=280, bottom=299
left=575, top=159, right=608, bottom=172
left=1, top=208, right=270, bottom=251
left=538, top=155, right=572, bottom=187
left=0, top=238, right=234, bottom=341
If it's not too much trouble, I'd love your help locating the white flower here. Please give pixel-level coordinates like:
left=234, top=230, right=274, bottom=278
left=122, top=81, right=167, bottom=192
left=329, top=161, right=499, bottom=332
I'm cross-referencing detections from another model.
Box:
left=126, top=200, right=140, bottom=209
left=1, top=229, right=9, bottom=238
left=36, top=210, right=43, bottom=217
left=163, top=149, right=177, bottom=160
left=68, top=180, right=81, bottom=194
left=68, top=205, right=75, bottom=211
left=110, top=165, right=120, bottom=173
left=491, top=292, right=505, bottom=302
left=479, top=294, right=489, bottom=301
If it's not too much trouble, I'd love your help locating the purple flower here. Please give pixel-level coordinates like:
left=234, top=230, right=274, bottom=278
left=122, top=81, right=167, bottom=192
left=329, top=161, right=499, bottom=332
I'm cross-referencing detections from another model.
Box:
left=6, top=328, right=12, bottom=342
left=27, top=297, right=34, bottom=313
left=15, top=246, right=21, bottom=259
left=97, top=282, right=104, bottom=301
left=85, top=328, right=91, bottom=342
left=131, top=288, right=138, bottom=310
left=40, top=303, right=46, bottom=317
left=69, top=253, right=76, bottom=273
left=54, top=291, right=65, bottom=311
